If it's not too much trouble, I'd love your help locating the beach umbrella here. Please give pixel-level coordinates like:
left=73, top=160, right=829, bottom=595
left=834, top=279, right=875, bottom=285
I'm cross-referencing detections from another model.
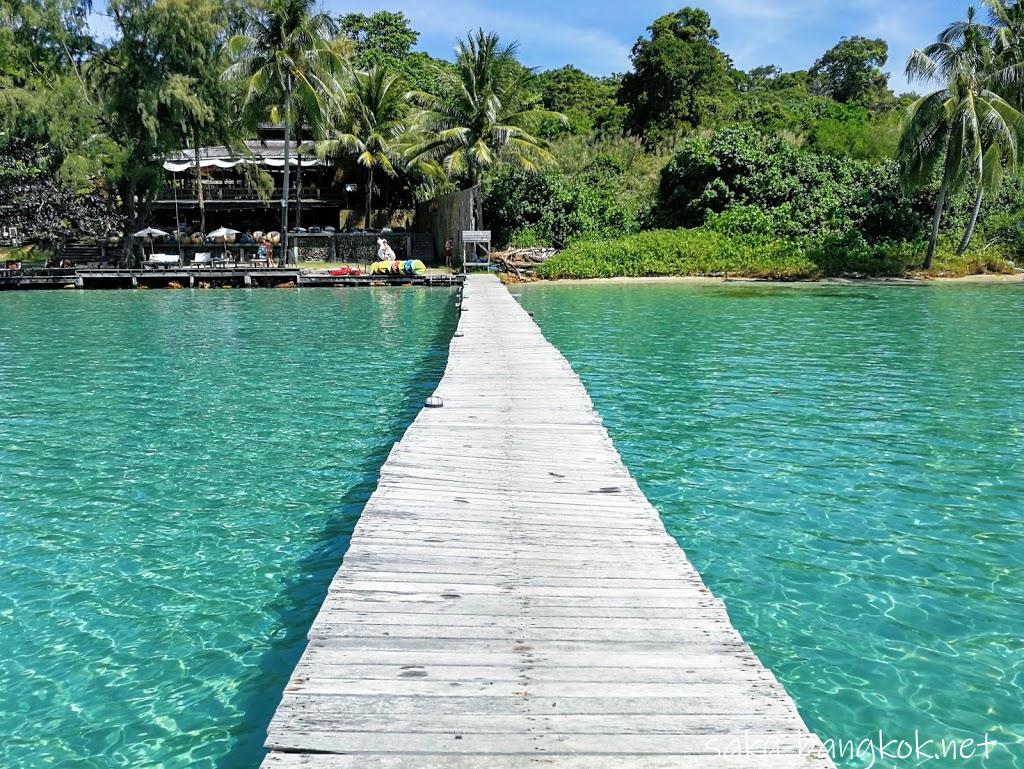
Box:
left=133, top=227, right=168, bottom=259
left=208, top=227, right=240, bottom=259
left=134, top=227, right=169, bottom=238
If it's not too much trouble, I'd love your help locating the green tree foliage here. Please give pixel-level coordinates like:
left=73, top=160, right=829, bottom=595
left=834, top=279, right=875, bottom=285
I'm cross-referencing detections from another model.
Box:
left=319, top=66, right=408, bottom=228
left=147, top=0, right=240, bottom=233
left=338, top=10, right=418, bottom=69
left=534, top=66, right=625, bottom=137
left=899, top=6, right=1024, bottom=265
left=0, top=0, right=92, bottom=84
left=224, top=0, right=342, bottom=262
left=809, top=36, right=893, bottom=105
left=407, top=30, right=565, bottom=223
left=657, top=125, right=923, bottom=242
left=335, top=10, right=454, bottom=96
left=0, top=137, right=122, bottom=250
left=988, top=0, right=1024, bottom=105
left=223, top=0, right=341, bottom=136
left=727, top=82, right=903, bottom=161
left=0, top=0, right=101, bottom=169
left=89, top=0, right=251, bottom=259
left=618, top=7, right=730, bottom=142
left=485, top=135, right=664, bottom=247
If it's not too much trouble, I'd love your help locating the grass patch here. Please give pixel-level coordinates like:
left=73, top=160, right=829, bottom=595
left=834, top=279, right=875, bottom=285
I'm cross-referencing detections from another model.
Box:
left=924, top=250, right=1018, bottom=278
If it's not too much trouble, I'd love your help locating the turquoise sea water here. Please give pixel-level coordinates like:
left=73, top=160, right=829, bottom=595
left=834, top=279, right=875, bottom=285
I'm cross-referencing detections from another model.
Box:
left=0, top=288, right=456, bottom=768
left=515, top=281, right=1024, bottom=769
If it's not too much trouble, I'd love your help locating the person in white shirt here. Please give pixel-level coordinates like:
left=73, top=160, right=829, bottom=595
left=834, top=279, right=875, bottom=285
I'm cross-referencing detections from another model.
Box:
left=376, top=238, right=397, bottom=261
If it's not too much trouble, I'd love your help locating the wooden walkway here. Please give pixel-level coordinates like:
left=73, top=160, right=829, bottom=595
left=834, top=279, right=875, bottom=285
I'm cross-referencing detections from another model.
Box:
left=0, top=268, right=462, bottom=291
left=262, top=275, right=834, bottom=769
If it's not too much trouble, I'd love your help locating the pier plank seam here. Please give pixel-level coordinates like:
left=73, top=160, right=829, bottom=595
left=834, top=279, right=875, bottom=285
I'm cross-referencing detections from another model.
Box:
left=262, top=274, right=835, bottom=769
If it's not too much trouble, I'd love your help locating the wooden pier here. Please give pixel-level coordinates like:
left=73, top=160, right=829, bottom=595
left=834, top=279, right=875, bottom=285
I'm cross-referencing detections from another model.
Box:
left=0, top=267, right=462, bottom=290
left=263, top=274, right=834, bottom=769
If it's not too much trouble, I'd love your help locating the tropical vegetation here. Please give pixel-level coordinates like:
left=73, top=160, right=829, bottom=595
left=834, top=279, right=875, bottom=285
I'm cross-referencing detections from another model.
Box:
left=223, top=0, right=343, bottom=262
left=3, top=1, right=1024, bottom=277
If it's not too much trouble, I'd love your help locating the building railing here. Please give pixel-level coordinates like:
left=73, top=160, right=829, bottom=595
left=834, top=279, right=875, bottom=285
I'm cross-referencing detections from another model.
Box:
left=157, top=181, right=343, bottom=202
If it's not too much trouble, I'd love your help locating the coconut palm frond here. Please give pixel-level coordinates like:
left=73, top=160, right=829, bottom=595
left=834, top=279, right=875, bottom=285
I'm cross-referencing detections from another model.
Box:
left=405, top=28, right=565, bottom=194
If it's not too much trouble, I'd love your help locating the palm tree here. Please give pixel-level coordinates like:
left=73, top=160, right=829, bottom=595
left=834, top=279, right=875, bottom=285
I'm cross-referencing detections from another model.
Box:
left=407, top=30, right=566, bottom=226
left=985, top=0, right=1024, bottom=139
left=899, top=7, right=1024, bottom=265
left=985, top=0, right=1024, bottom=62
left=223, top=0, right=340, bottom=264
left=319, top=66, right=409, bottom=229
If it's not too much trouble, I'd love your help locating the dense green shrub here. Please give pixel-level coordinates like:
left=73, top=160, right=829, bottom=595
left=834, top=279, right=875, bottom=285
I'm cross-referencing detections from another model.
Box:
left=803, top=233, right=921, bottom=276
left=485, top=135, right=667, bottom=248
left=655, top=125, right=923, bottom=242
left=485, top=167, right=634, bottom=248
left=535, top=226, right=1018, bottom=281
left=535, top=228, right=817, bottom=280
left=957, top=175, right=1024, bottom=262
left=724, top=86, right=907, bottom=160
left=0, top=138, right=122, bottom=248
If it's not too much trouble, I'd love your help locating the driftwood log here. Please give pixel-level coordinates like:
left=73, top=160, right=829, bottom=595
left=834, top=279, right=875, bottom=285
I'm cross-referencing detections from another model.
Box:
left=492, top=247, right=558, bottom=278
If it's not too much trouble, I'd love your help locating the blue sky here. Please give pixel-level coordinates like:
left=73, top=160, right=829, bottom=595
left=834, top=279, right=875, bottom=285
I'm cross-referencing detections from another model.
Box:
left=89, top=1, right=974, bottom=93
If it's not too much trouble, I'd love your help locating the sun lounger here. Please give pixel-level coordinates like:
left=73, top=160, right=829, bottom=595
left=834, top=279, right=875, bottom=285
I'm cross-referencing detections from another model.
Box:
left=146, top=253, right=180, bottom=267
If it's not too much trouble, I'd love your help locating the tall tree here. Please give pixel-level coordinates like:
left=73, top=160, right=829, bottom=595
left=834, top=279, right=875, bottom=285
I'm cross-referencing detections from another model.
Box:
left=338, top=10, right=418, bottom=70
left=534, top=66, right=625, bottom=137
left=899, top=6, right=1024, bottom=265
left=986, top=0, right=1024, bottom=120
left=407, top=29, right=565, bottom=225
left=0, top=137, right=123, bottom=253
left=224, top=0, right=340, bottom=264
left=809, top=36, right=892, bottom=105
left=91, top=0, right=236, bottom=264
left=319, top=66, right=408, bottom=229
left=150, top=0, right=237, bottom=235
left=618, top=7, right=730, bottom=143
left=0, top=0, right=103, bottom=178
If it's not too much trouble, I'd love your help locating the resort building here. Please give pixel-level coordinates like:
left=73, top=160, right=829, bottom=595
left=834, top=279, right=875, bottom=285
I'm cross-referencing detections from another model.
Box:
left=158, top=125, right=353, bottom=234
left=154, top=125, right=432, bottom=264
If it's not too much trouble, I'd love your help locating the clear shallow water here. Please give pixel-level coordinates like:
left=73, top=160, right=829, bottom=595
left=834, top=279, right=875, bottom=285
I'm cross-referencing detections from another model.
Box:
left=516, top=281, right=1024, bottom=769
left=0, top=288, right=456, bottom=768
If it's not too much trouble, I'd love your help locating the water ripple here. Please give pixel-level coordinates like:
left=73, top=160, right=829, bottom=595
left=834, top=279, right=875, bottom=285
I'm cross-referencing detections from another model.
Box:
left=0, top=287, right=457, bottom=769
left=518, top=281, right=1024, bottom=769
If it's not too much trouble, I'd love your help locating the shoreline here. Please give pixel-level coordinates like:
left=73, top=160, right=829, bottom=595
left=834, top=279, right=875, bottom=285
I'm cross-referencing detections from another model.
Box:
left=515, top=272, right=1024, bottom=287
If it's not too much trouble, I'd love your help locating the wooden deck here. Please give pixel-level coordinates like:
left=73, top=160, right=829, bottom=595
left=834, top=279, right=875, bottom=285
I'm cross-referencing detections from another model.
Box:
left=263, top=274, right=834, bottom=769
left=0, top=267, right=462, bottom=290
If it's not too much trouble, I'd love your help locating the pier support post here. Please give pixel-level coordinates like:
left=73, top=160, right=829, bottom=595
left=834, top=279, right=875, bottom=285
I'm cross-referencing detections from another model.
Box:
left=131, top=276, right=138, bottom=289
left=244, top=273, right=252, bottom=288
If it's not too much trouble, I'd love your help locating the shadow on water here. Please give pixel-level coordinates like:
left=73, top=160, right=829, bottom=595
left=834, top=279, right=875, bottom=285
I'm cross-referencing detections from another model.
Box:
left=214, top=288, right=460, bottom=769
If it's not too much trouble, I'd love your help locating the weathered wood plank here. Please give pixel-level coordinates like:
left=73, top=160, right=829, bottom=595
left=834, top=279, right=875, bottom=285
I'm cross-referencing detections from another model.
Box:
left=266, top=731, right=828, bottom=756
left=262, top=754, right=833, bottom=769
left=261, top=275, right=833, bottom=769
